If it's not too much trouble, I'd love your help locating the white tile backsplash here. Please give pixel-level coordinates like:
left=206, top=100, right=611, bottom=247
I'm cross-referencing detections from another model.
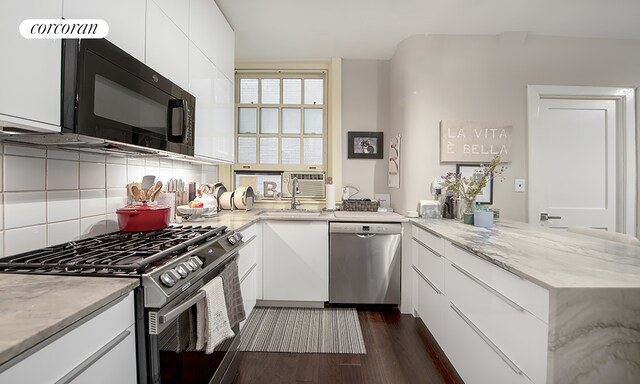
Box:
left=4, top=145, right=46, bottom=158
left=79, top=153, right=106, bottom=163
left=0, top=150, right=210, bottom=256
left=47, top=190, right=80, bottom=222
left=106, top=164, right=127, bottom=189
left=48, top=220, right=80, bottom=246
left=47, top=150, right=79, bottom=161
left=107, top=155, right=127, bottom=164
left=106, top=188, right=127, bottom=213
left=4, top=156, right=46, bottom=191
left=5, top=225, right=47, bottom=256
left=127, top=157, right=145, bottom=166
left=80, top=162, right=106, bottom=189
left=4, top=192, right=47, bottom=229
left=47, top=159, right=79, bottom=190
left=127, top=165, right=145, bottom=183
left=106, top=213, right=120, bottom=233
left=80, top=215, right=107, bottom=239
left=80, top=190, right=106, bottom=217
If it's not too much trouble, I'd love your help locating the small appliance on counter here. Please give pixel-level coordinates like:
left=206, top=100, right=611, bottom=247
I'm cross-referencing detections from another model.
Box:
left=418, top=200, right=441, bottom=218
left=442, top=192, right=457, bottom=219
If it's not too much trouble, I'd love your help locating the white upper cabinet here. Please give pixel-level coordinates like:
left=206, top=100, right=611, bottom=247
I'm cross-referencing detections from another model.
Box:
left=0, top=0, right=62, bottom=131
left=190, top=43, right=234, bottom=162
left=152, top=0, right=189, bottom=35
left=63, top=0, right=146, bottom=62
left=190, top=0, right=235, bottom=81
left=146, top=1, right=189, bottom=90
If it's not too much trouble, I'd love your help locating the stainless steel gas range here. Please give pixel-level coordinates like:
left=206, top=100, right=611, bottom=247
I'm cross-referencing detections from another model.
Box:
left=0, top=225, right=245, bottom=384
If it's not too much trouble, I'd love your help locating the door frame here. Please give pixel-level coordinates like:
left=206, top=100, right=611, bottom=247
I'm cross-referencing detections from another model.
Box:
left=527, top=85, right=637, bottom=236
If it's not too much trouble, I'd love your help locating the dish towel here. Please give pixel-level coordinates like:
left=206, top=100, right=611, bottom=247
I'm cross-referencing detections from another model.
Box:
left=195, top=276, right=235, bottom=354
left=219, top=260, right=246, bottom=329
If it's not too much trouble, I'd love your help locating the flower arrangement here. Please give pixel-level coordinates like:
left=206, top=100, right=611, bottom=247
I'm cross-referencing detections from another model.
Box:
left=441, top=155, right=506, bottom=215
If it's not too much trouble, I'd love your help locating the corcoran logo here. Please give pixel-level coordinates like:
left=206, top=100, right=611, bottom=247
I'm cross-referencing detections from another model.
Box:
left=19, top=19, right=109, bottom=39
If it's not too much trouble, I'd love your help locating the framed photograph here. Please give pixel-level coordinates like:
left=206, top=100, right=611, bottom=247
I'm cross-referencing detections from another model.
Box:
left=456, top=164, right=493, bottom=204
left=348, top=132, right=383, bottom=159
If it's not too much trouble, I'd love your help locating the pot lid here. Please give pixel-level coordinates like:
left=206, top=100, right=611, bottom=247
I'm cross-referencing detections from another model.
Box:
left=117, top=202, right=169, bottom=212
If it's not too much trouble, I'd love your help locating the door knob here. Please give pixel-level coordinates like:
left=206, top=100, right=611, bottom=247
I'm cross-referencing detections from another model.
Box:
left=540, top=212, right=562, bottom=221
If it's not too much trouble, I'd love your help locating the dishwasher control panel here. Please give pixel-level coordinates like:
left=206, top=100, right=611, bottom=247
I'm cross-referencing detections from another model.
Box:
left=329, top=222, right=402, bottom=235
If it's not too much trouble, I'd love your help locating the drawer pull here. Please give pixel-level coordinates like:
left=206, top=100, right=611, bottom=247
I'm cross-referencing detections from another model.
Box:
left=451, top=263, right=525, bottom=312
left=450, top=303, right=524, bottom=377
left=55, top=329, right=131, bottom=384
left=412, top=265, right=442, bottom=295
left=450, top=242, right=523, bottom=280
left=240, top=263, right=258, bottom=283
left=412, top=237, right=443, bottom=257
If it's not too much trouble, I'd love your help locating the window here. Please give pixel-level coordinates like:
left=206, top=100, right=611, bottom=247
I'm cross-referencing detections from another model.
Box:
left=234, top=73, right=327, bottom=171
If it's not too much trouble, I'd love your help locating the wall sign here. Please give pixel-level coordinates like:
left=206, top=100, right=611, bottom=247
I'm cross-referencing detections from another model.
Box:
left=440, top=121, right=512, bottom=163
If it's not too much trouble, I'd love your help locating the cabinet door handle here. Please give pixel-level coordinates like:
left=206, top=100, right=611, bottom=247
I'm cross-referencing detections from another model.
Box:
left=450, top=303, right=524, bottom=376
left=412, top=237, right=443, bottom=257
left=451, top=263, right=525, bottom=312
left=55, top=329, right=131, bottom=384
left=412, top=265, right=442, bottom=295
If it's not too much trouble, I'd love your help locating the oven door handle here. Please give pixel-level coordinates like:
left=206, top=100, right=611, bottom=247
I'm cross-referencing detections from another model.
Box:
left=159, top=290, right=205, bottom=324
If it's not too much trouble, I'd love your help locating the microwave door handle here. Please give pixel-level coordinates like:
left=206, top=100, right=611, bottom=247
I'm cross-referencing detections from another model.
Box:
left=167, top=99, right=185, bottom=142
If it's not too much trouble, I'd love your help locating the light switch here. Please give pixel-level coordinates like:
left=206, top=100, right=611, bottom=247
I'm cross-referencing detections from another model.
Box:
left=515, top=179, right=525, bottom=192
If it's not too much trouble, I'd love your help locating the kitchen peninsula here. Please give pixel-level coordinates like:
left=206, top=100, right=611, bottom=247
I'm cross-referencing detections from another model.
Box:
left=410, top=218, right=640, bottom=384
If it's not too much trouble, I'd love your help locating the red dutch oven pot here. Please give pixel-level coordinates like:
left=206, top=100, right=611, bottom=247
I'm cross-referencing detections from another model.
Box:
left=116, top=202, right=170, bottom=232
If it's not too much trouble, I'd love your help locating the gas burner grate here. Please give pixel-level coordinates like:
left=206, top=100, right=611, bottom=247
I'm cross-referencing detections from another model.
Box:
left=0, top=226, right=227, bottom=275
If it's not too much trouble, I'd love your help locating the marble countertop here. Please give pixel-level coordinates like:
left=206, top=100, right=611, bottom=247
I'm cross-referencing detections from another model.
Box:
left=410, top=218, right=640, bottom=289
left=0, top=275, right=138, bottom=366
left=176, top=209, right=408, bottom=231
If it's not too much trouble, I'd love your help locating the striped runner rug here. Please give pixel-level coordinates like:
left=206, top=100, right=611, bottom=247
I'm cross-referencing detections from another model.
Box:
left=238, top=307, right=366, bottom=354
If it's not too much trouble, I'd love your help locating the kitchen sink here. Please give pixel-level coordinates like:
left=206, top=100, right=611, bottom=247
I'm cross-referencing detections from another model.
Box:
left=259, top=209, right=323, bottom=217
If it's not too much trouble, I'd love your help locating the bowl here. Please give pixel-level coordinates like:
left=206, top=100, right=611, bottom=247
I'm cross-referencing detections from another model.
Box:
left=176, top=205, right=216, bottom=221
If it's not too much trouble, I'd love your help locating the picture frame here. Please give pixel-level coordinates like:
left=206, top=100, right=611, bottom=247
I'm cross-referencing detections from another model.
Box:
left=348, top=132, right=384, bottom=159
left=456, top=164, right=493, bottom=204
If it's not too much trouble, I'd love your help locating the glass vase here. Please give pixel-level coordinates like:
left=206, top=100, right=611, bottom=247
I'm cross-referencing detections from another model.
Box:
left=462, top=197, right=476, bottom=224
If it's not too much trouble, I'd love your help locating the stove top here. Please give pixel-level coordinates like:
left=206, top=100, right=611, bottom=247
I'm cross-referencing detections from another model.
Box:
left=0, top=226, right=228, bottom=276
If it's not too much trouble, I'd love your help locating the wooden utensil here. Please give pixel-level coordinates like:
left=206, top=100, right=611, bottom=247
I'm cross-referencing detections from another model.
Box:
left=148, top=181, right=163, bottom=202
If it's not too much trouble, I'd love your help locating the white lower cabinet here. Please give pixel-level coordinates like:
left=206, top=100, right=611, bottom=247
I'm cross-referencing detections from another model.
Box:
left=262, top=221, right=328, bottom=302
left=443, top=301, right=534, bottom=384
left=0, top=292, right=136, bottom=384
left=414, top=268, right=448, bottom=347
left=446, top=260, right=548, bottom=384
left=238, top=224, right=259, bottom=327
left=411, top=225, right=550, bottom=384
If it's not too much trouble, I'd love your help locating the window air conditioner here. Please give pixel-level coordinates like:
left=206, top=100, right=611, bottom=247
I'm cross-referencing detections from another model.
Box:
left=282, top=172, right=325, bottom=198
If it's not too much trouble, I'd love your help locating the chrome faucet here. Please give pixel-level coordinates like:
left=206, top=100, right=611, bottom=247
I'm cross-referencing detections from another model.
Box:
left=290, top=176, right=301, bottom=209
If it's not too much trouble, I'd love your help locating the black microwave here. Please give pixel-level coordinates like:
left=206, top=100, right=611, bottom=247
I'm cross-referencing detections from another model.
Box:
left=62, top=39, right=195, bottom=156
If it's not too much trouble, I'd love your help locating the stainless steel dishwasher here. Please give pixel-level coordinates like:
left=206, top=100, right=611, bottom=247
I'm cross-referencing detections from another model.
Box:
left=329, top=222, right=401, bottom=304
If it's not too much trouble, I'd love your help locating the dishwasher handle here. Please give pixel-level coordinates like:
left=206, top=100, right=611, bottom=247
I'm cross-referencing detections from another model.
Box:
left=355, top=233, right=376, bottom=239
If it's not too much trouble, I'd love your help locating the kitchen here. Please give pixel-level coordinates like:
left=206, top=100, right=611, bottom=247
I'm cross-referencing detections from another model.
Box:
left=0, top=1, right=639, bottom=384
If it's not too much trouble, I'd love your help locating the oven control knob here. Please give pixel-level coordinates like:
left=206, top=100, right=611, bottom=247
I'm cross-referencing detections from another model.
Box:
left=175, top=264, right=189, bottom=278
left=189, top=256, right=203, bottom=269
left=160, top=272, right=177, bottom=287
left=185, top=260, right=198, bottom=271
left=227, top=232, right=243, bottom=245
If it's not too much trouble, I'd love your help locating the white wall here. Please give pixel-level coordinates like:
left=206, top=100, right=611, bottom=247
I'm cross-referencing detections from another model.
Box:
left=0, top=144, right=217, bottom=257
left=341, top=59, right=391, bottom=200
left=389, top=33, right=640, bottom=221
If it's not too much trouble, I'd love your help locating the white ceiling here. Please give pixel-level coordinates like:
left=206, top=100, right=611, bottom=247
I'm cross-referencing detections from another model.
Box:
left=215, top=0, right=640, bottom=60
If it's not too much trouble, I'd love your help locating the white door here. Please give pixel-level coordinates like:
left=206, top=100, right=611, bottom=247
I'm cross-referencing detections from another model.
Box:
left=528, top=86, right=636, bottom=235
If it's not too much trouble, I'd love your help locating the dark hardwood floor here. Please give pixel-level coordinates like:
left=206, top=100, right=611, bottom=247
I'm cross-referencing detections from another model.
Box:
left=232, top=309, right=461, bottom=384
